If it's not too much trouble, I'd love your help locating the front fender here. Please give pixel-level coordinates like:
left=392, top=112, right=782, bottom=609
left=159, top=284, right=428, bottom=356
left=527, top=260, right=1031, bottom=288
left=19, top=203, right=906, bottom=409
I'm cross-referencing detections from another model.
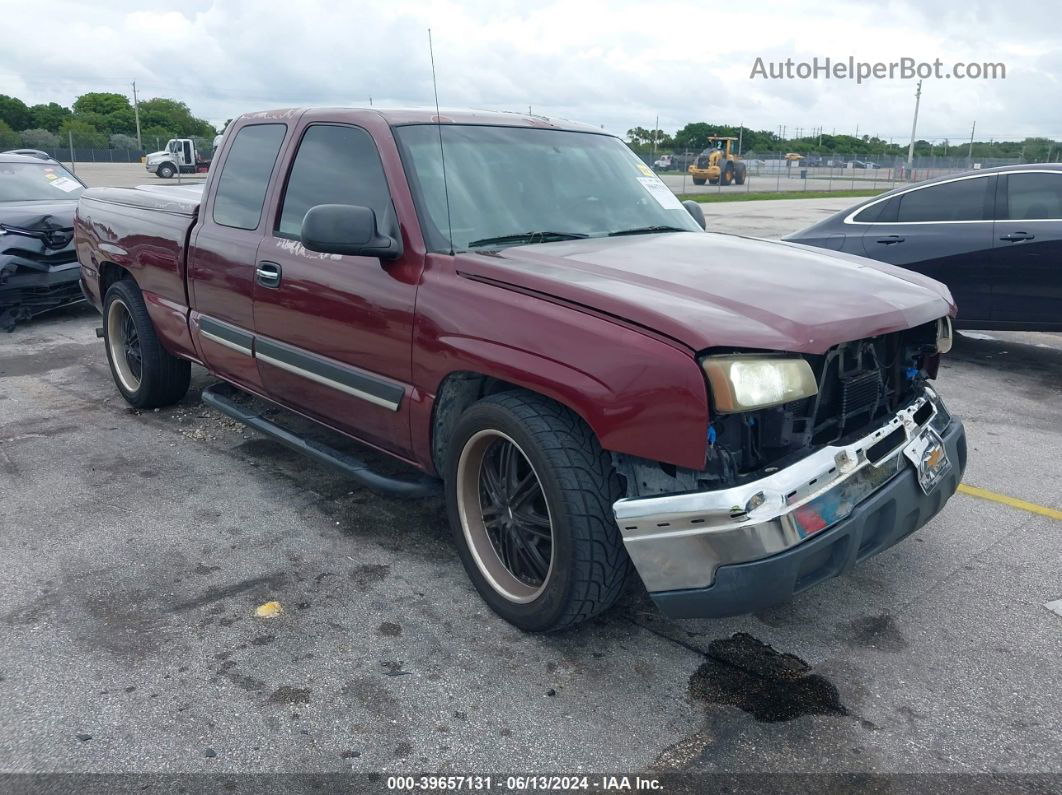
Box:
left=411, top=265, right=709, bottom=472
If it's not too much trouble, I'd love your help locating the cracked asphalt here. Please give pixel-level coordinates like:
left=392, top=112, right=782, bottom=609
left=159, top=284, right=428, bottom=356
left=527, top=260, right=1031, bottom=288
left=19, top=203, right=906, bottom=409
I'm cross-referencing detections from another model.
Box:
left=1, top=196, right=1060, bottom=781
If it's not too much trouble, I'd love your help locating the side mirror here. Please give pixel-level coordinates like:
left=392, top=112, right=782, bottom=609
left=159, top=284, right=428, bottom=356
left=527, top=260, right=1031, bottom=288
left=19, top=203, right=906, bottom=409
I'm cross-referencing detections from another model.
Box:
left=301, top=204, right=402, bottom=259
left=683, top=200, right=706, bottom=230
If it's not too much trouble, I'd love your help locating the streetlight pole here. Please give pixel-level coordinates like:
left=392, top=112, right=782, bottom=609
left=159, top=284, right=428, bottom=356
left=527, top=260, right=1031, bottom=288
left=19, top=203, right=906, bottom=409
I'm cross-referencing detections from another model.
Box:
left=906, top=79, right=922, bottom=172
left=132, top=80, right=143, bottom=151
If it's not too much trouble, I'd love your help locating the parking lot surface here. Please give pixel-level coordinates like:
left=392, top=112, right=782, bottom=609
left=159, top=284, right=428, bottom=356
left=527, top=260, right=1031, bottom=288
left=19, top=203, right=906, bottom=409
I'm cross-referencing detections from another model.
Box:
left=72, top=162, right=898, bottom=197
left=69, top=162, right=207, bottom=189
left=1, top=197, right=1060, bottom=778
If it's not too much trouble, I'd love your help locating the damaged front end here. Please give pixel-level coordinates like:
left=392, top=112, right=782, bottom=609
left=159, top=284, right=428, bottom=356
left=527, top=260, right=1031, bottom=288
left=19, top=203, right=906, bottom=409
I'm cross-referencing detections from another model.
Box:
left=611, top=318, right=966, bottom=616
left=616, top=319, right=948, bottom=496
left=0, top=211, right=82, bottom=331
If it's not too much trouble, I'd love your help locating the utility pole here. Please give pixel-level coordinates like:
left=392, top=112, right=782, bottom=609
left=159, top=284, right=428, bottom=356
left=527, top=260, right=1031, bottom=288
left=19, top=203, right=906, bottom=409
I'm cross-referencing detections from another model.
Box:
left=652, top=113, right=658, bottom=160
left=131, top=80, right=142, bottom=151
left=737, top=121, right=743, bottom=156
left=906, top=79, right=922, bottom=169
left=968, top=120, right=976, bottom=165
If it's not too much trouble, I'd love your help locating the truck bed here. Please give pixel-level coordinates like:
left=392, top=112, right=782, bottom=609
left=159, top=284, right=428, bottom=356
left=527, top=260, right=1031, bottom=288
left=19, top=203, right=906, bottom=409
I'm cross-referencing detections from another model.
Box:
left=75, top=184, right=203, bottom=361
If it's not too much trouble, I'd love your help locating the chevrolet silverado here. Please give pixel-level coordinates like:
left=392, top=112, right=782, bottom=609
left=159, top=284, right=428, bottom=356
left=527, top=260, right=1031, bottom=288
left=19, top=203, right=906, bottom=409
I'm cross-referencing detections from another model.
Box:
left=75, top=108, right=966, bottom=631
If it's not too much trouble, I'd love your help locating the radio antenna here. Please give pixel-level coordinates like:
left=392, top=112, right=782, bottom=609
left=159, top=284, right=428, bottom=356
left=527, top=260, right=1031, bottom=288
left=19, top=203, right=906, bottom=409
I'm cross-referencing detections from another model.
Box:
left=428, top=28, right=454, bottom=255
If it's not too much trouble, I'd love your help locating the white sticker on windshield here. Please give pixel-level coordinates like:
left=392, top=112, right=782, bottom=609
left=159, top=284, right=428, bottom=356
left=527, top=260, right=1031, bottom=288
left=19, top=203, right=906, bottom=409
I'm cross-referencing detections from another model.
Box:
left=637, top=176, right=683, bottom=210
left=51, top=177, right=80, bottom=192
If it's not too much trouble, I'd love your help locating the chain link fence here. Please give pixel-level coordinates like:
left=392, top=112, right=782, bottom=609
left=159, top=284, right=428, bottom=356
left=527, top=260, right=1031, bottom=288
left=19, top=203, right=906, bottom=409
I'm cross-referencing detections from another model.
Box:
left=47, top=147, right=146, bottom=164
left=633, top=149, right=1027, bottom=196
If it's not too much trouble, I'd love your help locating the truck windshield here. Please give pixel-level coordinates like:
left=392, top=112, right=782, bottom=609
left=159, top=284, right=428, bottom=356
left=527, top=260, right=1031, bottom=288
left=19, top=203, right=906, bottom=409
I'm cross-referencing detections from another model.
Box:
left=0, top=162, right=84, bottom=202
left=394, top=124, right=700, bottom=252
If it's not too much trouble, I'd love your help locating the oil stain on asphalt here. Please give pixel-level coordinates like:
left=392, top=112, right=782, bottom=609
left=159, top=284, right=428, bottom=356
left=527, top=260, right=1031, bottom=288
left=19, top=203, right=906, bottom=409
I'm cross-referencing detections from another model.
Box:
left=689, top=633, right=847, bottom=722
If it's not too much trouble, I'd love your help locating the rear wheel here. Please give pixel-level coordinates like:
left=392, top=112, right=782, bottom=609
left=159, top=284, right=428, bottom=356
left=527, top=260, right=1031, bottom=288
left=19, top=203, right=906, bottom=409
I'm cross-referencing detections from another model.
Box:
left=446, top=392, right=630, bottom=632
left=103, top=279, right=190, bottom=408
left=734, top=162, right=748, bottom=185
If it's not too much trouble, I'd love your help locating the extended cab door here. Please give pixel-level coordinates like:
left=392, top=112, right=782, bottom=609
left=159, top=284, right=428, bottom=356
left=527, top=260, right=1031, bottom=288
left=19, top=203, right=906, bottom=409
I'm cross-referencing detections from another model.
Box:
left=252, top=120, right=420, bottom=457
left=188, top=122, right=289, bottom=393
left=861, top=174, right=996, bottom=324
left=990, top=171, right=1062, bottom=328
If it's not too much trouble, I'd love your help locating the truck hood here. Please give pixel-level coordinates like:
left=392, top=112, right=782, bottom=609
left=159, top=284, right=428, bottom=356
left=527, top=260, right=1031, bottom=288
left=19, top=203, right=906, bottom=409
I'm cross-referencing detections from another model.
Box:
left=454, top=232, right=954, bottom=354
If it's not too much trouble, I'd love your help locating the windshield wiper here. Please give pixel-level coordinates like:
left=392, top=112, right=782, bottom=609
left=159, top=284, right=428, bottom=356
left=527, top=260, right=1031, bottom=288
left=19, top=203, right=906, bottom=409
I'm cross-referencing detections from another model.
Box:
left=608, top=225, right=690, bottom=237
left=468, top=231, right=589, bottom=248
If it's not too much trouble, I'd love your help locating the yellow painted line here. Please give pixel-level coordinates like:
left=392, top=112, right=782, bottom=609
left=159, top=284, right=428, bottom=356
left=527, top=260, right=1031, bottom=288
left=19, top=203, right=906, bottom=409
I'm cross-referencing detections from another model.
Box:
left=958, top=483, right=1062, bottom=521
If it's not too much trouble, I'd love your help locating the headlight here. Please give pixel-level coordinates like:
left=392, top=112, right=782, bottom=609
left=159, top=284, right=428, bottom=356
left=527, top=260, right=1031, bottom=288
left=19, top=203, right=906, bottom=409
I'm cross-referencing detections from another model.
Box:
left=936, top=316, right=953, bottom=354
left=701, top=355, right=818, bottom=413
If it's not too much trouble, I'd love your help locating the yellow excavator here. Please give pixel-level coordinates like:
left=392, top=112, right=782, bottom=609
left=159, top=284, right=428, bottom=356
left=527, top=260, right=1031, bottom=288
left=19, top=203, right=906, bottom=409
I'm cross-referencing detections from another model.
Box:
left=688, top=136, right=747, bottom=186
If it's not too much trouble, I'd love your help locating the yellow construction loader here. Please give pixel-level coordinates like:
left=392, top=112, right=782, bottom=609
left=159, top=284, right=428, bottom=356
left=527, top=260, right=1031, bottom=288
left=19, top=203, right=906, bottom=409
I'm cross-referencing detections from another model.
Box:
left=688, top=136, right=747, bottom=186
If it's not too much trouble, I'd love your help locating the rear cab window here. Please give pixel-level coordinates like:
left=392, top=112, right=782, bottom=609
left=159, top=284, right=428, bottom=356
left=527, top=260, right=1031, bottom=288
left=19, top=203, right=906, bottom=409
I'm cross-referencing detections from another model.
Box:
left=212, top=124, right=287, bottom=230
left=275, top=124, right=392, bottom=240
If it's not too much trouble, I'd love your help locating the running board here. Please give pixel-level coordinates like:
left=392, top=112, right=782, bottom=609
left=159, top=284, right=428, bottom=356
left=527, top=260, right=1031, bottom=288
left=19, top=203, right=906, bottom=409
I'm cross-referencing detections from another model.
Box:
left=201, top=383, right=441, bottom=498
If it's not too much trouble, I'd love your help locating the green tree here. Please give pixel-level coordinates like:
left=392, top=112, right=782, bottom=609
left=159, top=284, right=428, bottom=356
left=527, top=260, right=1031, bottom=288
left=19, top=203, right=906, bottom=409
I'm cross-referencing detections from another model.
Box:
left=142, top=125, right=176, bottom=151
left=0, top=120, right=20, bottom=149
left=109, top=133, right=139, bottom=150
left=59, top=118, right=107, bottom=148
left=72, top=92, right=132, bottom=117
left=29, top=102, right=71, bottom=133
left=0, top=95, right=32, bottom=131
left=74, top=108, right=136, bottom=136
left=139, top=97, right=215, bottom=137
left=626, top=127, right=674, bottom=150
left=20, top=128, right=60, bottom=150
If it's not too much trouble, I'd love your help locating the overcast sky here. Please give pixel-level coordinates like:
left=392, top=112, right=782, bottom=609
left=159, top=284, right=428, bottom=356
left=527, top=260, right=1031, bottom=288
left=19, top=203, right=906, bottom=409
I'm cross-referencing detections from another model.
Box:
left=1, top=0, right=1059, bottom=143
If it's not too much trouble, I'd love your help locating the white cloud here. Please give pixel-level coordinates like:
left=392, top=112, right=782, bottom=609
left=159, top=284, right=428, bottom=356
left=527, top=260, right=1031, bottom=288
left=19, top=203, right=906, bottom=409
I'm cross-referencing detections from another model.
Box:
left=0, top=0, right=1057, bottom=142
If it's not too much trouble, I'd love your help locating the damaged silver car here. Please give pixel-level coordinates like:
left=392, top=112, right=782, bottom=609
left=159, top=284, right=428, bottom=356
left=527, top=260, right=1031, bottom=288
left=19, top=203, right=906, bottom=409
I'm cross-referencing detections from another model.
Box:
left=0, top=152, right=85, bottom=331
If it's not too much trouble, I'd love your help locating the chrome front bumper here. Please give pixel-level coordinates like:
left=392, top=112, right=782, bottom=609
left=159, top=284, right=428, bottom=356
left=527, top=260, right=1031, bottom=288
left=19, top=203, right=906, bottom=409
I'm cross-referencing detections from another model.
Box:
left=613, top=388, right=953, bottom=593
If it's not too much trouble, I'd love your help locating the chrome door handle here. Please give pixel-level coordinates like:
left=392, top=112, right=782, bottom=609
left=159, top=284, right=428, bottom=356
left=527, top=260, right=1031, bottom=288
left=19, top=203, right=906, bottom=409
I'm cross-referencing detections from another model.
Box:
left=999, top=232, right=1035, bottom=242
left=256, top=261, right=282, bottom=287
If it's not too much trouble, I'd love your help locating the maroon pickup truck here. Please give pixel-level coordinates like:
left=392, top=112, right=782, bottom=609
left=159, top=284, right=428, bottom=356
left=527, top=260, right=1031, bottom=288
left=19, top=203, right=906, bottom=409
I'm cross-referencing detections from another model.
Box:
left=75, top=108, right=966, bottom=631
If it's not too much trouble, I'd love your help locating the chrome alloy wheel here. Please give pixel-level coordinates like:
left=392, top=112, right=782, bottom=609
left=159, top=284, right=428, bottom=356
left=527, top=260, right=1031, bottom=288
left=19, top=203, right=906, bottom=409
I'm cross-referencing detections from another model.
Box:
left=106, top=297, right=142, bottom=392
left=456, top=430, right=555, bottom=603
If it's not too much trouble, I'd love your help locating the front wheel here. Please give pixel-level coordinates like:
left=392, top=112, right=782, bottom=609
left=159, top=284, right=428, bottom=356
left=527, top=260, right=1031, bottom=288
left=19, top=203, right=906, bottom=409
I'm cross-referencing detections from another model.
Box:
left=103, top=279, right=190, bottom=408
left=446, top=392, right=630, bottom=632
left=157, top=164, right=175, bottom=179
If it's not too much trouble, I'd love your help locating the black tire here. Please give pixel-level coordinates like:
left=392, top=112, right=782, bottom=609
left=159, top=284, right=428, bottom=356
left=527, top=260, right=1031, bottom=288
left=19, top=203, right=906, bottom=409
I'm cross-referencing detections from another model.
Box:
left=692, top=177, right=706, bottom=185
left=103, top=279, right=190, bottom=408
left=157, top=164, right=175, bottom=179
left=734, top=162, right=747, bottom=185
left=445, top=391, right=630, bottom=632
left=719, top=163, right=733, bottom=186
